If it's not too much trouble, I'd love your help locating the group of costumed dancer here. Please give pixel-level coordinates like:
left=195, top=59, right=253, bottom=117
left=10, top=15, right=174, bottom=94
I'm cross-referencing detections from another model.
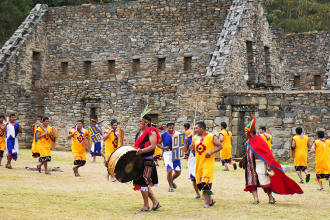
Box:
left=0, top=109, right=330, bottom=210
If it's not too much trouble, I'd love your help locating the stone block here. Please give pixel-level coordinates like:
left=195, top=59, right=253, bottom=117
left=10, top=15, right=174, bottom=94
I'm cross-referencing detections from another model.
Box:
left=283, top=118, right=294, bottom=124
left=205, top=120, right=213, bottom=128
left=176, top=117, right=187, bottom=122
left=214, top=116, right=229, bottom=126
left=268, top=97, right=281, bottom=106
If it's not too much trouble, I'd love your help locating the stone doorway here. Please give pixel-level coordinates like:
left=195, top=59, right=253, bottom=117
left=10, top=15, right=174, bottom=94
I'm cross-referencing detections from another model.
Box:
left=231, top=108, right=257, bottom=158
left=83, top=98, right=101, bottom=126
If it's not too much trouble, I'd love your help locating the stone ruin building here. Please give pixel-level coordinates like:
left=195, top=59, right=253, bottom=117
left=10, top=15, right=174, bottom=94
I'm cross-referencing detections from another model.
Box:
left=0, top=0, right=330, bottom=159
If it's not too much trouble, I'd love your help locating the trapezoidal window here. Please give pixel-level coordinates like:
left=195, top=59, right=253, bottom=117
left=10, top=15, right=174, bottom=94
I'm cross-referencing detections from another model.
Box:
left=62, top=62, right=68, bottom=75
left=293, top=76, right=300, bottom=88
left=108, top=60, right=115, bottom=74
left=157, top=58, right=166, bottom=73
left=84, top=61, right=92, bottom=75
left=314, top=75, right=322, bottom=88
left=184, top=57, right=192, bottom=72
left=132, top=59, right=140, bottom=73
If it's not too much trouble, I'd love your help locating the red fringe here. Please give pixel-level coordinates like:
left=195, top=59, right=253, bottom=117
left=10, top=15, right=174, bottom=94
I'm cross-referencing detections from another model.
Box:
left=262, top=185, right=272, bottom=194
left=244, top=185, right=258, bottom=193
left=134, top=127, right=161, bottom=149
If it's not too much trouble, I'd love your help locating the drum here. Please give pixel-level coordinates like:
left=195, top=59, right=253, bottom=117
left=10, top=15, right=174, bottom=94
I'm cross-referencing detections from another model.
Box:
left=107, top=146, right=144, bottom=183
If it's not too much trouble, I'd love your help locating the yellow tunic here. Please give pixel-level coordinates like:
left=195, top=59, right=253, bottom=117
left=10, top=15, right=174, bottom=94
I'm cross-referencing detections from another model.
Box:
left=193, top=133, right=216, bottom=186
left=0, top=126, right=6, bottom=151
left=153, top=146, right=162, bottom=157
left=31, top=126, right=39, bottom=155
left=314, top=139, right=330, bottom=175
left=260, top=133, right=272, bottom=150
left=220, top=129, right=232, bottom=160
left=104, top=129, right=121, bottom=161
left=69, top=128, right=88, bottom=161
left=293, top=135, right=309, bottom=166
left=37, top=126, right=52, bottom=158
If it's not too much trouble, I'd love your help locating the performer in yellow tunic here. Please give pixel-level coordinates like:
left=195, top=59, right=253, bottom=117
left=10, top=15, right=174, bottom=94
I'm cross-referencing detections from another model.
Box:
left=31, top=116, right=43, bottom=158
left=190, top=121, right=223, bottom=208
left=292, top=127, right=311, bottom=184
left=68, top=120, right=89, bottom=177
left=0, top=114, right=6, bottom=166
left=219, top=122, right=236, bottom=171
left=310, top=131, right=330, bottom=191
left=103, top=119, right=121, bottom=181
left=259, top=126, right=273, bottom=150
left=153, top=123, right=164, bottom=166
left=36, top=117, right=55, bottom=175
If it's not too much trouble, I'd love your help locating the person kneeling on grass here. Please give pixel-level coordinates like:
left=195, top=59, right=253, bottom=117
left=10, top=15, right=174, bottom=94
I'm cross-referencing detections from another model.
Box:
left=310, top=131, right=330, bottom=191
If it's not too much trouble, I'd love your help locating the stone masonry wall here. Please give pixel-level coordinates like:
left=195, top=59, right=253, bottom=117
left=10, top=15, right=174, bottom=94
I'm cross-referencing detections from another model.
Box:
left=43, top=0, right=233, bottom=150
left=272, top=29, right=330, bottom=90
left=207, top=0, right=287, bottom=91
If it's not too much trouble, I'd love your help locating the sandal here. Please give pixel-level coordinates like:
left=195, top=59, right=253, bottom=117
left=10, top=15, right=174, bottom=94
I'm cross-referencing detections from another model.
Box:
left=222, top=169, right=229, bottom=171
left=317, top=188, right=324, bottom=191
left=151, top=202, right=161, bottom=211
left=209, top=199, right=216, bottom=207
left=194, top=196, right=201, bottom=199
left=268, top=198, right=276, bottom=204
left=203, top=205, right=209, bottom=208
left=299, top=180, right=304, bottom=184
left=172, top=182, right=177, bottom=189
left=201, top=197, right=205, bottom=201
left=75, top=173, right=80, bottom=177
left=306, top=174, right=310, bottom=183
left=251, top=200, right=259, bottom=204
left=7, top=165, right=12, bottom=169
left=45, top=172, right=51, bottom=175
left=233, top=163, right=237, bottom=170
left=168, top=188, right=174, bottom=192
left=137, top=207, right=149, bottom=212
left=37, top=165, right=41, bottom=173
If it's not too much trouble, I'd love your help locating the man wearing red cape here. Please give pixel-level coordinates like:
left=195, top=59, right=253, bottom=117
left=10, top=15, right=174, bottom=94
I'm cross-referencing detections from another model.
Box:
left=242, top=117, right=303, bottom=204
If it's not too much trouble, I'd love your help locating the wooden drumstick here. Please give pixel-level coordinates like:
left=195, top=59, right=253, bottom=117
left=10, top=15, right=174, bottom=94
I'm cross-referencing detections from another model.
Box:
left=268, top=118, right=278, bottom=133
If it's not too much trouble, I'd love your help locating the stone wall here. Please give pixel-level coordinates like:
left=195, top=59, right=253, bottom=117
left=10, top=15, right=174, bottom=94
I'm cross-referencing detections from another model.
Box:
left=207, top=0, right=287, bottom=91
left=272, top=29, right=330, bottom=90
left=210, top=90, right=330, bottom=158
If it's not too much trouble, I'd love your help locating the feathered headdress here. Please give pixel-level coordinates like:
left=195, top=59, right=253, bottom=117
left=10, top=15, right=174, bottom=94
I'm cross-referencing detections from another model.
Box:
left=140, top=105, right=152, bottom=123
left=245, top=117, right=256, bottom=134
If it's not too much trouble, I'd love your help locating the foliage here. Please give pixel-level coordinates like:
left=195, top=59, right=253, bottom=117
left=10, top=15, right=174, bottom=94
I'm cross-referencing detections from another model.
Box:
left=262, top=0, right=330, bottom=33
left=0, top=0, right=34, bottom=47
left=0, top=0, right=136, bottom=48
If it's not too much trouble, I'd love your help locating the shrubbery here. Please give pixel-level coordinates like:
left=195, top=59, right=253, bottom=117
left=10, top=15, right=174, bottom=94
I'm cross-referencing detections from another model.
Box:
left=262, top=0, right=330, bottom=33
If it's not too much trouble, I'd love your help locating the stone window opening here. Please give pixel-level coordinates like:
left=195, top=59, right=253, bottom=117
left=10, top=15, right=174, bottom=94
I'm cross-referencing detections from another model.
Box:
left=90, top=107, right=97, bottom=121
left=62, top=62, right=68, bottom=75
left=314, top=75, right=322, bottom=89
left=108, top=60, right=115, bottom=74
left=264, top=46, right=271, bottom=84
left=32, top=51, right=42, bottom=88
left=132, top=59, right=140, bottom=73
left=148, top=114, right=159, bottom=125
left=293, top=76, right=300, bottom=88
left=157, top=58, right=166, bottom=73
left=184, top=56, right=192, bottom=72
left=84, top=61, right=92, bottom=75
left=246, top=41, right=256, bottom=86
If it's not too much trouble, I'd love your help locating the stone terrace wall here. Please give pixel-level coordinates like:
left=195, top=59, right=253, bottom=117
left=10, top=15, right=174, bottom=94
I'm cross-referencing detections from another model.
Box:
left=207, top=0, right=287, bottom=91
left=215, top=91, right=330, bottom=158
left=272, top=30, right=330, bottom=90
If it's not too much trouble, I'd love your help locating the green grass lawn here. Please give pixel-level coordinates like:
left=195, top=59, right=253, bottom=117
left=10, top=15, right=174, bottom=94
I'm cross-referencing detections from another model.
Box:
left=0, top=149, right=328, bottom=220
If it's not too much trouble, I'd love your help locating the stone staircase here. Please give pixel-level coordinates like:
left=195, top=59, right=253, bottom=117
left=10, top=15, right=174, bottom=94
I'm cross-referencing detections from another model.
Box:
left=0, top=4, right=48, bottom=74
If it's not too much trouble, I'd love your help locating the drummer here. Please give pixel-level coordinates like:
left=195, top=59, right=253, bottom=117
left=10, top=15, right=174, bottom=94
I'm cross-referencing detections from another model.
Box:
left=133, top=113, right=161, bottom=211
left=103, top=119, right=121, bottom=181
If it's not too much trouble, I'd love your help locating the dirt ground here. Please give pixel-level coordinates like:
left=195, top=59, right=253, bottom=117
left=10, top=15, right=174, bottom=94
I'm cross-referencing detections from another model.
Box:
left=0, top=149, right=329, bottom=220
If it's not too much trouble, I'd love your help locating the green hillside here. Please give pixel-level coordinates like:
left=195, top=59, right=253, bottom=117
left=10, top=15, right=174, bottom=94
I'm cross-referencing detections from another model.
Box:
left=262, top=0, right=330, bottom=33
